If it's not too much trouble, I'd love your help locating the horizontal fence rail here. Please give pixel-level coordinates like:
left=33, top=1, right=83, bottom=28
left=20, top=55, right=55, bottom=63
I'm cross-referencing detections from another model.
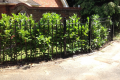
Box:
left=0, top=17, right=114, bottom=64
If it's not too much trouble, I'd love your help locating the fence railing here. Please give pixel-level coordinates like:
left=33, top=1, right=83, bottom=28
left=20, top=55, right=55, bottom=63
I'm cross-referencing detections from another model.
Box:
left=0, top=17, right=114, bottom=64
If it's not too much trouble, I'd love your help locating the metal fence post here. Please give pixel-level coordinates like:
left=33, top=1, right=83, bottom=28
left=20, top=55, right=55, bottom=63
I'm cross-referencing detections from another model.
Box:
left=64, top=17, right=66, bottom=56
left=89, top=17, right=92, bottom=53
left=0, top=26, right=2, bottom=63
left=14, top=20, right=17, bottom=62
left=111, top=23, right=114, bottom=41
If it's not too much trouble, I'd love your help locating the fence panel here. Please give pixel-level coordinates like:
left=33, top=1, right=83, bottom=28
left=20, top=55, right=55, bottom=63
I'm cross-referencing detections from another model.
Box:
left=0, top=17, right=113, bottom=64
left=90, top=17, right=113, bottom=50
left=64, top=18, right=90, bottom=56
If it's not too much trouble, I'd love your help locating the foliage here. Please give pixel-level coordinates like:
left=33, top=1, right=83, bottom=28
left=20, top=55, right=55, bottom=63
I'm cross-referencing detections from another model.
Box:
left=65, top=14, right=110, bottom=52
left=0, top=13, right=35, bottom=59
left=75, top=0, right=120, bottom=28
left=66, top=14, right=89, bottom=53
left=0, top=13, right=111, bottom=61
left=91, top=14, right=110, bottom=48
left=0, top=13, right=35, bottom=43
left=35, top=12, right=63, bottom=52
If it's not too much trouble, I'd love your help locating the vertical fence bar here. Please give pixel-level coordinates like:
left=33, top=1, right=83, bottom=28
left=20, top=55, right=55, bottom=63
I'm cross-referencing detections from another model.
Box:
left=111, top=23, right=114, bottom=41
left=19, top=20, right=22, bottom=61
left=75, top=19, right=76, bottom=50
left=25, top=20, right=27, bottom=61
left=56, top=20, right=57, bottom=59
left=2, top=23, right=5, bottom=63
left=72, top=19, right=73, bottom=54
left=69, top=19, right=70, bottom=51
left=35, top=22, right=36, bottom=59
left=9, top=20, right=12, bottom=61
left=0, top=39, right=2, bottom=63
left=52, top=20, right=53, bottom=59
left=91, top=19, right=94, bottom=50
left=64, top=17, right=66, bottom=56
left=29, top=20, right=32, bottom=58
left=43, top=21, right=45, bottom=60
left=15, top=20, right=17, bottom=62
left=39, top=21, right=41, bottom=59
left=78, top=20, right=80, bottom=49
left=13, top=20, right=16, bottom=61
left=81, top=24, right=82, bottom=52
left=89, top=17, right=92, bottom=53
left=83, top=24, right=85, bottom=52
left=60, top=22, right=62, bottom=58
left=83, top=19, right=86, bottom=52
left=48, top=20, right=49, bottom=60
left=3, top=36, right=4, bottom=63
left=0, top=28, right=1, bottom=63
left=0, top=39, right=1, bottom=63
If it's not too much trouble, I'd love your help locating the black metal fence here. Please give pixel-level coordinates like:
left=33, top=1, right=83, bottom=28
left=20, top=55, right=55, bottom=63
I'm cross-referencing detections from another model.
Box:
left=0, top=17, right=114, bottom=64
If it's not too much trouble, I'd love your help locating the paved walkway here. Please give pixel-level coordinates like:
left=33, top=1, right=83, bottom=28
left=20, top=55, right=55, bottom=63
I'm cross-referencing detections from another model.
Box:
left=0, top=41, right=120, bottom=80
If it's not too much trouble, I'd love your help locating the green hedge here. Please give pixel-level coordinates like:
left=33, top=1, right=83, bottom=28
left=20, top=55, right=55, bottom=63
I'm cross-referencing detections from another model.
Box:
left=0, top=13, right=111, bottom=61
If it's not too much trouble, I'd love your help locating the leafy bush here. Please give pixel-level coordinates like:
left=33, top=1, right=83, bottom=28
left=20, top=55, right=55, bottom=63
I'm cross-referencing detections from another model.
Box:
left=0, top=12, right=111, bottom=61
left=65, top=14, right=111, bottom=52
left=66, top=14, right=89, bottom=53
left=91, top=14, right=110, bottom=48
left=0, top=13, right=35, bottom=43
left=35, top=12, right=63, bottom=52
left=0, top=13, right=35, bottom=59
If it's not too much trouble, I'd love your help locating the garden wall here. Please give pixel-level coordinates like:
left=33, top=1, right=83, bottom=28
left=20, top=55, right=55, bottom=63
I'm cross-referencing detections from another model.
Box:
left=11, top=3, right=81, bottom=21
left=0, top=5, right=15, bottom=18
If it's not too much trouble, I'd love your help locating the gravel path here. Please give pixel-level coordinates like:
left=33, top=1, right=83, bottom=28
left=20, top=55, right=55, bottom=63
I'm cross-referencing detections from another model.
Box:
left=0, top=40, right=120, bottom=80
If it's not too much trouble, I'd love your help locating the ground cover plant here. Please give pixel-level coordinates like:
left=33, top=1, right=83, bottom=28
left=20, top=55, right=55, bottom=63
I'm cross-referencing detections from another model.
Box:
left=0, top=12, right=111, bottom=63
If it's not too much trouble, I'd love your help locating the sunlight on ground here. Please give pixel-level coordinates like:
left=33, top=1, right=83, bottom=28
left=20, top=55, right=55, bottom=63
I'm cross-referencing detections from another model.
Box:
left=114, top=32, right=120, bottom=40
